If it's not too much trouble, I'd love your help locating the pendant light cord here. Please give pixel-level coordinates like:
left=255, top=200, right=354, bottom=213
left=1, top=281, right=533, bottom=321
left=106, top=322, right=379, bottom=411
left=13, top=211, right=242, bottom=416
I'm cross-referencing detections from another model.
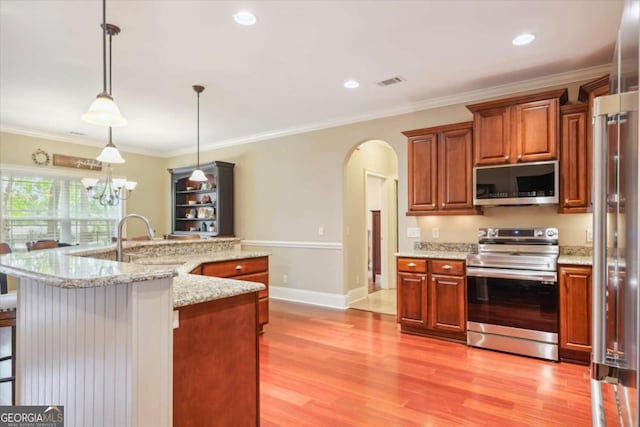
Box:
left=197, top=90, right=200, bottom=168
left=102, top=0, right=107, bottom=93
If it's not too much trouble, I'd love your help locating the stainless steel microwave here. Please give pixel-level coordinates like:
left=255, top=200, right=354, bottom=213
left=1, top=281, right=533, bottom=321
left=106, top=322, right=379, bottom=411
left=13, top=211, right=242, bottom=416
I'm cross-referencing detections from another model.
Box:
left=473, top=160, right=559, bottom=206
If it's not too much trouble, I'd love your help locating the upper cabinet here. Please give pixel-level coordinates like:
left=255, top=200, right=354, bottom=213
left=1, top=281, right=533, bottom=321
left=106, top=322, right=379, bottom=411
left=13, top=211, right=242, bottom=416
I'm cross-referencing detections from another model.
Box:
left=466, top=89, right=568, bottom=166
left=559, top=75, right=609, bottom=214
left=559, top=104, right=589, bottom=213
left=168, top=161, right=235, bottom=237
left=403, top=122, right=480, bottom=216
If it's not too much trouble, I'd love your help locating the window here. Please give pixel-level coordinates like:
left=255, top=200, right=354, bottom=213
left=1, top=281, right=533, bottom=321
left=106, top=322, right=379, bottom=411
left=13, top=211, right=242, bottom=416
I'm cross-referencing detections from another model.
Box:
left=0, top=165, right=123, bottom=250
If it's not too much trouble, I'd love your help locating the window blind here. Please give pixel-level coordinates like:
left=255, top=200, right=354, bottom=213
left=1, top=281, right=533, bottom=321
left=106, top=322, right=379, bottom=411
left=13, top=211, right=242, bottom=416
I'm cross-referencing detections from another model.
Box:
left=0, top=167, right=123, bottom=250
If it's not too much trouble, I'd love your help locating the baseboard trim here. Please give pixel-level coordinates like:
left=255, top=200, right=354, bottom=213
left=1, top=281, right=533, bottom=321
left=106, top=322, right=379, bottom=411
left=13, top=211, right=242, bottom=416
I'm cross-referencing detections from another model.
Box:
left=241, top=240, right=342, bottom=250
left=347, top=286, right=368, bottom=304
left=270, top=286, right=348, bottom=309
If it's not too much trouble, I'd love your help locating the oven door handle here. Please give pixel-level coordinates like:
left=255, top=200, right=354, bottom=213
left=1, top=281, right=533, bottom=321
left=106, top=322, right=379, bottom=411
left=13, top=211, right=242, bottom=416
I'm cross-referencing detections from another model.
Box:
left=466, top=267, right=557, bottom=282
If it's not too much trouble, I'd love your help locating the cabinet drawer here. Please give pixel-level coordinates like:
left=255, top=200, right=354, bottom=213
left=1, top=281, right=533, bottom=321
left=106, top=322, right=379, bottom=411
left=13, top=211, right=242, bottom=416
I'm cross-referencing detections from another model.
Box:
left=235, top=272, right=269, bottom=299
left=431, top=260, right=464, bottom=276
left=202, top=257, right=268, bottom=278
left=397, top=258, right=427, bottom=273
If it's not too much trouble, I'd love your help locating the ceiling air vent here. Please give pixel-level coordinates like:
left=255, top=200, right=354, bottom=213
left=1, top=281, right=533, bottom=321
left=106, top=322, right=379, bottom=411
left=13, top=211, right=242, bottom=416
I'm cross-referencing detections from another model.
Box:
left=377, top=76, right=405, bottom=87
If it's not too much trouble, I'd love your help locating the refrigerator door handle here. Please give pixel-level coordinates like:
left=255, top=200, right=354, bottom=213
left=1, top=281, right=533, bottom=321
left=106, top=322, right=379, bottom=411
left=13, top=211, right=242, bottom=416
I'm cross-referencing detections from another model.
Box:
left=591, top=94, right=612, bottom=368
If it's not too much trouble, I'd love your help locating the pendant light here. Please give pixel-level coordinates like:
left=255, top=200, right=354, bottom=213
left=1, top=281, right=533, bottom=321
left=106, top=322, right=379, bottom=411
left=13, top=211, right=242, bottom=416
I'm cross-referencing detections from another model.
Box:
left=189, top=85, right=207, bottom=182
left=82, top=0, right=127, bottom=127
left=96, top=23, right=125, bottom=163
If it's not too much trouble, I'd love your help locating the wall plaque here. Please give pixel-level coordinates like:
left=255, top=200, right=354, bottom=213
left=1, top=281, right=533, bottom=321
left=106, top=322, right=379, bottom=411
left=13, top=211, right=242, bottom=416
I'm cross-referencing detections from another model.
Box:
left=52, top=154, right=102, bottom=171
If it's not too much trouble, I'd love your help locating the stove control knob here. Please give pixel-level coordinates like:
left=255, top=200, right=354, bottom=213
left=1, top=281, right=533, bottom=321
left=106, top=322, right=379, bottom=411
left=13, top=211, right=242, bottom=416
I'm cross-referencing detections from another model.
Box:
left=546, top=229, right=557, bottom=238
left=488, top=229, right=498, bottom=237
left=535, top=229, right=544, bottom=237
left=477, top=229, right=487, bottom=237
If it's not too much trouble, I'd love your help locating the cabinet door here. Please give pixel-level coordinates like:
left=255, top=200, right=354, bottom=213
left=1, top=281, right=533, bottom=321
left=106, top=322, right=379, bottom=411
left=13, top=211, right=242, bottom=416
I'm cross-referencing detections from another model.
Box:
left=397, top=272, right=427, bottom=329
left=439, top=126, right=474, bottom=211
left=514, top=99, right=558, bottom=163
left=559, top=266, right=592, bottom=362
left=473, top=106, right=511, bottom=165
left=428, top=274, right=466, bottom=333
left=407, top=134, right=438, bottom=211
left=560, top=107, right=589, bottom=212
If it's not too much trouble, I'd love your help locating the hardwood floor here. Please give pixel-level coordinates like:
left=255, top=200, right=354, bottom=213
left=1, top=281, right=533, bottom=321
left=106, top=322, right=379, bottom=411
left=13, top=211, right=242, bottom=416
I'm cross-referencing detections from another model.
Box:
left=260, top=300, right=617, bottom=426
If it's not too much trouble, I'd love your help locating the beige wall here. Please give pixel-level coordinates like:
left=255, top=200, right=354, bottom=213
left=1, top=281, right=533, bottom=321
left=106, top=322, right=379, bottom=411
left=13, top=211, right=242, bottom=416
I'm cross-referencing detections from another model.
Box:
left=167, top=78, right=595, bottom=299
left=1, top=76, right=597, bottom=301
left=0, top=132, right=168, bottom=238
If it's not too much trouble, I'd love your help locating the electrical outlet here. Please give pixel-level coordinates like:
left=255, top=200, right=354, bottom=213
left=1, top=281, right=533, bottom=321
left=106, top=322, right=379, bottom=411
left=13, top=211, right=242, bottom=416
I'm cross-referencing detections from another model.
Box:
left=283, top=274, right=288, bottom=284
left=318, top=226, right=324, bottom=236
left=432, top=227, right=440, bottom=239
left=586, top=229, right=593, bottom=243
left=173, top=310, right=179, bottom=329
left=407, top=227, right=420, bottom=238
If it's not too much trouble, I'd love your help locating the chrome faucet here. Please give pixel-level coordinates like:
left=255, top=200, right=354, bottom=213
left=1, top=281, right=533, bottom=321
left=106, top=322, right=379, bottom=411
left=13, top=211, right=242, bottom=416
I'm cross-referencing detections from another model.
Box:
left=116, top=214, right=155, bottom=262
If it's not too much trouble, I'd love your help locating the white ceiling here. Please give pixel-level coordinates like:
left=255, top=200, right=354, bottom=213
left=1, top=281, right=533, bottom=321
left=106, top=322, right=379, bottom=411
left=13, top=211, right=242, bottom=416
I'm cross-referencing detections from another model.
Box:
left=0, top=0, right=624, bottom=157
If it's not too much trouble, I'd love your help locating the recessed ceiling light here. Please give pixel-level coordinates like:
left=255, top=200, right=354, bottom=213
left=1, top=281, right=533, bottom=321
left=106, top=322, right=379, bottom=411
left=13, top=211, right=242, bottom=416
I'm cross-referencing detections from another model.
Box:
left=512, top=33, right=535, bottom=46
left=233, top=11, right=257, bottom=26
left=344, top=79, right=360, bottom=89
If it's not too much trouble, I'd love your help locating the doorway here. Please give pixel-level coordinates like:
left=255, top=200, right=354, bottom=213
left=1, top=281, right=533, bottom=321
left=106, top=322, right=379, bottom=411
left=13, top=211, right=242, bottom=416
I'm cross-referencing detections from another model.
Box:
left=343, top=140, right=398, bottom=316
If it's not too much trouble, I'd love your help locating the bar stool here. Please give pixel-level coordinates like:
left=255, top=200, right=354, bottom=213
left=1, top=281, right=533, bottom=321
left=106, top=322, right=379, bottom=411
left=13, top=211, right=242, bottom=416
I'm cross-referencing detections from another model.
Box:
left=0, top=293, right=16, bottom=405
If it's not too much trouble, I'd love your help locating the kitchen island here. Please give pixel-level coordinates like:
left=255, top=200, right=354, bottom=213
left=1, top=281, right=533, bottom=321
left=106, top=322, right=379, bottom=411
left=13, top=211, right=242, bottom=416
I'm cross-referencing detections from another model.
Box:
left=0, top=238, right=267, bottom=427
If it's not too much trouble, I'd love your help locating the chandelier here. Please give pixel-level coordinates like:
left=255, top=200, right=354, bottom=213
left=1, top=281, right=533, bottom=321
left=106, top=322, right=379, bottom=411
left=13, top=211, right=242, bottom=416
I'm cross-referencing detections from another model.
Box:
left=81, top=164, right=136, bottom=207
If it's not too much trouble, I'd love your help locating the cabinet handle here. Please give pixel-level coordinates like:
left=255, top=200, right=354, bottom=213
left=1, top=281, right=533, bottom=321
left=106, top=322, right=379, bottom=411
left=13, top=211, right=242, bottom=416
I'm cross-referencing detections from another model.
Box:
left=442, top=264, right=453, bottom=270
left=407, top=262, right=417, bottom=268
left=517, top=154, right=522, bottom=161
left=235, top=265, right=243, bottom=271
left=504, top=155, right=510, bottom=161
left=441, top=203, right=445, bottom=207
left=565, top=198, right=569, bottom=204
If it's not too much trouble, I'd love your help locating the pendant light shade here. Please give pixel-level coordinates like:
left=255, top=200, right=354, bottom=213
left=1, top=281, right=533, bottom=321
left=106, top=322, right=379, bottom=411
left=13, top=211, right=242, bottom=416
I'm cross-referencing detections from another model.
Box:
left=189, top=85, right=207, bottom=182
left=97, top=141, right=125, bottom=163
left=83, top=0, right=126, bottom=127
left=189, top=169, right=207, bottom=182
left=83, top=92, right=127, bottom=127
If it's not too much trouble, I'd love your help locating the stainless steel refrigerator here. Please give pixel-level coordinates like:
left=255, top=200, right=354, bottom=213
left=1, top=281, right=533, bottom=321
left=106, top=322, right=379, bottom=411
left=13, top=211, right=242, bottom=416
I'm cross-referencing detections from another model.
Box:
left=591, top=0, right=639, bottom=425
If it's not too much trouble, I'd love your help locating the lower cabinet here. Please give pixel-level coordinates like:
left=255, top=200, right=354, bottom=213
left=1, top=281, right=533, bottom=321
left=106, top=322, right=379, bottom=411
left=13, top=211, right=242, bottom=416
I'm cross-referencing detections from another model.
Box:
left=397, top=257, right=466, bottom=342
left=173, top=292, right=259, bottom=426
left=559, top=265, right=592, bottom=363
left=201, top=256, right=269, bottom=332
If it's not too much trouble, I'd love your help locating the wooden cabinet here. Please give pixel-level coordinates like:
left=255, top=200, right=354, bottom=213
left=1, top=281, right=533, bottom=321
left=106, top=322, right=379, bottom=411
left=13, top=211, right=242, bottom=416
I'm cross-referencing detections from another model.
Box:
left=559, top=265, right=592, bottom=363
left=466, top=89, right=568, bottom=166
left=173, top=292, right=259, bottom=426
left=429, top=260, right=466, bottom=334
left=403, top=122, right=480, bottom=215
left=168, top=161, right=235, bottom=237
left=201, top=256, right=269, bottom=332
left=559, top=104, right=589, bottom=213
left=397, top=257, right=466, bottom=342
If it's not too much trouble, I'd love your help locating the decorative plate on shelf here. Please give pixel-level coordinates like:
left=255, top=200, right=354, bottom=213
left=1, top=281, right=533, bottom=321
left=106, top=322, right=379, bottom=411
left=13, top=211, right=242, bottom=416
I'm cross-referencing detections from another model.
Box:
left=32, top=148, right=50, bottom=166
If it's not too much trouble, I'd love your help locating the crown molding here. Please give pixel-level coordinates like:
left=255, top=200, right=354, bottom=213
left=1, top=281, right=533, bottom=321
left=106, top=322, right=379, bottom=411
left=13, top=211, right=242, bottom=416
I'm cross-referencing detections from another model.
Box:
left=2, top=63, right=611, bottom=159
left=164, top=63, right=611, bottom=157
left=0, top=126, right=161, bottom=158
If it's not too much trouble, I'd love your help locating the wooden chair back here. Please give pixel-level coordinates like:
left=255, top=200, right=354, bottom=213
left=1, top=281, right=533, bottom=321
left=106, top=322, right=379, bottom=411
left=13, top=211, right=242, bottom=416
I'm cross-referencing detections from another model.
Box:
left=111, top=236, right=151, bottom=243
left=166, top=234, right=200, bottom=240
left=26, top=240, right=59, bottom=251
left=0, top=243, right=11, bottom=255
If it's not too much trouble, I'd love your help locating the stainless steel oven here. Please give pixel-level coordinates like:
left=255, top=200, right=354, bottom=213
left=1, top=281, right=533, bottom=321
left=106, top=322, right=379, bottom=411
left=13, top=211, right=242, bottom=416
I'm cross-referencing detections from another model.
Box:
left=466, top=227, right=559, bottom=361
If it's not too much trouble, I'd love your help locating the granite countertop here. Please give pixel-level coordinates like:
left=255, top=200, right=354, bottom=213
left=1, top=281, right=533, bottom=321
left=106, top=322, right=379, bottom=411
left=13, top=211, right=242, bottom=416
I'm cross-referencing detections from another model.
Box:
left=0, top=241, right=268, bottom=308
left=395, top=251, right=469, bottom=261
left=558, top=255, right=592, bottom=266
left=0, top=245, right=176, bottom=288
left=131, top=252, right=269, bottom=308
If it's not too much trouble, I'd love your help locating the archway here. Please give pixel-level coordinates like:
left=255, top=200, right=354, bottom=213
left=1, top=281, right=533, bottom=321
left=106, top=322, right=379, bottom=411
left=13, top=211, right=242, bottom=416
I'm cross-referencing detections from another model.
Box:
left=342, top=139, right=399, bottom=315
